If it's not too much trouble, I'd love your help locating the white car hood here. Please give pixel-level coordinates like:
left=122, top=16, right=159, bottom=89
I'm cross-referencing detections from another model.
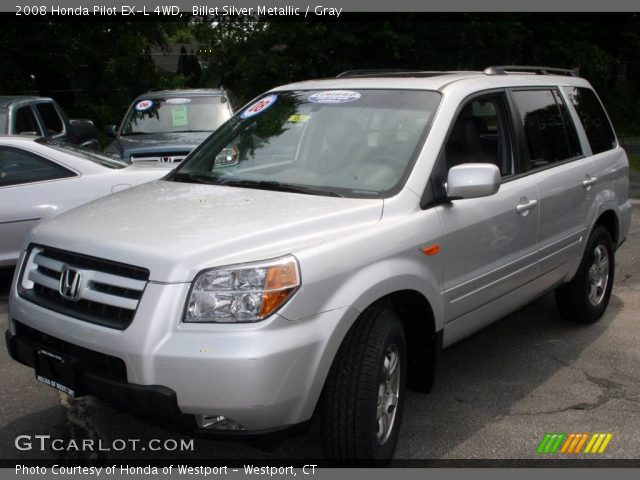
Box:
left=28, top=180, right=383, bottom=282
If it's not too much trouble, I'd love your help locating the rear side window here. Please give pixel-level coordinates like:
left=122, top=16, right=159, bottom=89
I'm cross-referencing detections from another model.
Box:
left=512, top=89, right=582, bottom=169
left=0, top=108, right=7, bottom=133
left=563, top=87, right=616, bottom=154
left=14, top=107, right=42, bottom=135
left=36, top=103, right=64, bottom=135
left=0, top=146, right=75, bottom=187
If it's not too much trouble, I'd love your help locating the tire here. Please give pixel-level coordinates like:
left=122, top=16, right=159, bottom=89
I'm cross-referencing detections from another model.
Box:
left=555, top=225, right=615, bottom=324
left=320, top=308, right=406, bottom=463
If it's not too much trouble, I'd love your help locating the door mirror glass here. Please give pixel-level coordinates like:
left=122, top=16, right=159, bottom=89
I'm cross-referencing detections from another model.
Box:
left=446, top=163, right=500, bottom=199
left=104, top=125, right=117, bottom=137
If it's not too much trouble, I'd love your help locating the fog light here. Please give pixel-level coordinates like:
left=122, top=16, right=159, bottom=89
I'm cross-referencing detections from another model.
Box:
left=195, top=414, right=245, bottom=431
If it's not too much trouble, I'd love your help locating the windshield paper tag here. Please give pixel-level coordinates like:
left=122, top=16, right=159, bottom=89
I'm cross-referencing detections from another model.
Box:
left=172, top=106, right=188, bottom=127
left=288, top=114, right=310, bottom=123
left=165, top=98, right=191, bottom=105
left=135, top=100, right=154, bottom=111
left=241, top=94, right=278, bottom=119
left=308, top=90, right=361, bottom=104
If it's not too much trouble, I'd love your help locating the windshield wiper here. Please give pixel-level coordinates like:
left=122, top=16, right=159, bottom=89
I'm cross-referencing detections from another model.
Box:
left=219, top=179, right=344, bottom=197
left=165, top=172, right=213, bottom=184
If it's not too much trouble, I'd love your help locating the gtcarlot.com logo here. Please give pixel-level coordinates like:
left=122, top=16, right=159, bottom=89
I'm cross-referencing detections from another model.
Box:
left=537, top=432, right=613, bottom=455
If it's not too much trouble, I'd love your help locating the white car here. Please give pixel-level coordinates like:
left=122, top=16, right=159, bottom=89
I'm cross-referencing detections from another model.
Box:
left=0, top=136, right=172, bottom=267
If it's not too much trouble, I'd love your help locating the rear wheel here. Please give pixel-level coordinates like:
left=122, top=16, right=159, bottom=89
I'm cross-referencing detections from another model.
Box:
left=321, top=308, right=406, bottom=463
left=555, top=226, right=615, bottom=324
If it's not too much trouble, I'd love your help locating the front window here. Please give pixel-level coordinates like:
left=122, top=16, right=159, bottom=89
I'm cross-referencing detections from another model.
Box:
left=167, top=89, right=440, bottom=198
left=121, top=96, right=230, bottom=135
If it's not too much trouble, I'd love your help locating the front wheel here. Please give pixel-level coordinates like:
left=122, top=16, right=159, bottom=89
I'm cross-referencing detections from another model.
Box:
left=555, top=226, right=615, bottom=324
left=320, top=308, right=406, bottom=463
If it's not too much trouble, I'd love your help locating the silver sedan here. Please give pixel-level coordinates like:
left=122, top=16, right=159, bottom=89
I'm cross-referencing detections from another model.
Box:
left=0, top=136, right=173, bottom=267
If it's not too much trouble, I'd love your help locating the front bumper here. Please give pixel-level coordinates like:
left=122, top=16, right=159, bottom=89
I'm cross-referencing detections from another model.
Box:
left=6, top=325, right=181, bottom=418
left=8, top=279, right=356, bottom=431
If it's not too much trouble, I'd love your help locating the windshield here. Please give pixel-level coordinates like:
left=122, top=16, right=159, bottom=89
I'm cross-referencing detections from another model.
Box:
left=41, top=140, right=130, bottom=169
left=0, top=108, right=7, bottom=134
left=121, top=96, right=230, bottom=135
left=167, top=89, right=440, bottom=198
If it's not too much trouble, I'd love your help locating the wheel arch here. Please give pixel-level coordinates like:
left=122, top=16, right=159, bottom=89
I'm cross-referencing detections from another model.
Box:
left=592, top=209, right=620, bottom=249
left=369, top=289, right=442, bottom=393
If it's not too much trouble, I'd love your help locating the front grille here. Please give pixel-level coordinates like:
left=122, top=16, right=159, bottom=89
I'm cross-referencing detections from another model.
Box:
left=130, top=152, right=189, bottom=163
left=19, top=245, right=149, bottom=330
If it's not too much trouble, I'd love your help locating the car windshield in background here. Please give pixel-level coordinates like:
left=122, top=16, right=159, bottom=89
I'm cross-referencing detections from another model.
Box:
left=167, top=90, right=441, bottom=198
left=41, top=140, right=129, bottom=169
left=0, top=108, right=7, bottom=134
left=121, top=96, right=229, bottom=135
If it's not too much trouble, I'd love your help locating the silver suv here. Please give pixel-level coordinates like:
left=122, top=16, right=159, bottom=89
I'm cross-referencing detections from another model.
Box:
left=6, top=66, right=632, bottom=461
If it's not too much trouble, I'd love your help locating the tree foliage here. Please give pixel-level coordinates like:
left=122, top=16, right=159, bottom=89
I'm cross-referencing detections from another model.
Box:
left=2, top=14, right=640, bottom=135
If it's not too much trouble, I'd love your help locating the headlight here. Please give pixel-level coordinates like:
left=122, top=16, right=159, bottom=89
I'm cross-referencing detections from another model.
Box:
left=185, top=256, right=300, bottom=323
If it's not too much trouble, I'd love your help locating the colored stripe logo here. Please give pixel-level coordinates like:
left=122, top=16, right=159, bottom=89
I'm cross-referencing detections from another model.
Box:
left=537, top=433, right=612, bottom=454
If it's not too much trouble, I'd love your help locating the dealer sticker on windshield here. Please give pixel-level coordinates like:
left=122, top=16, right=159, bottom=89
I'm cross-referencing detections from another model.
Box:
left=135, top=100, right=154, bottom=111
left=241, top=94, right=278, bottom=119
left=308, top=90, right=361, bottom=104
left=164, top=97, right=191, bottom=105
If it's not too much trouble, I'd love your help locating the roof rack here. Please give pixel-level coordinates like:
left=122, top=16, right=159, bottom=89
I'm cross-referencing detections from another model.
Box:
left=483, top=65, right=579, bottom=77
left=336, top=69, right=468, bottom=78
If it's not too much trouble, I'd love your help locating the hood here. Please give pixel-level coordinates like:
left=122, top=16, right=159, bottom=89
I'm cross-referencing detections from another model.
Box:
left=29, top=181, right=383, bottom=282
left=109, top=131, right=212, bottom=159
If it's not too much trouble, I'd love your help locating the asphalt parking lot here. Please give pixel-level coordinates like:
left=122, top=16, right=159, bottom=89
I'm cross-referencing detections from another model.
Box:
left=1, top=201, right=639, bottom=463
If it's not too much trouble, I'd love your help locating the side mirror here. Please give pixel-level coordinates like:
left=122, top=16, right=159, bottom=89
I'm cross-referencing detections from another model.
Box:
left=104, top=125, right=117, bottom=138
left=446, top=163, right=500, bottom=200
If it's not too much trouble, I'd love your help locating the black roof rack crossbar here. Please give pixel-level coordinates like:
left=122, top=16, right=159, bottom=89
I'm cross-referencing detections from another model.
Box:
left=336, top=69, right=468, bottom=78
left=483, top=65, right=579, bottom=77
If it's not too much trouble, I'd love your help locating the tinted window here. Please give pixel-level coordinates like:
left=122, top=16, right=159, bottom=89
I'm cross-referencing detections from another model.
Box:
left=445, top=94, right=514, bottom=176
left=513, top=89, right=582, bottom=168
left=0, top=146, right=75, bottom=186
left=14, top=107, right=42, bottom=135
left=0, top=108, right=7, bottom=133
left=564, top=87, right=616, bottom=154
left=36, top=103, right=64, bottom=135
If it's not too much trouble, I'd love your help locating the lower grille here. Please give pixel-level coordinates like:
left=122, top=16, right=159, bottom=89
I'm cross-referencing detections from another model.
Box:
left=13, top=320, right=127, bottom=383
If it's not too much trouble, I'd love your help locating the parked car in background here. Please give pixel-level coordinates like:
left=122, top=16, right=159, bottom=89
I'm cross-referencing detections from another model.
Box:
left=0, top=136, right=172, bottom=268
left=104, top=88, right=237, bottom=164
left=0, top=96, right=99, bottom=149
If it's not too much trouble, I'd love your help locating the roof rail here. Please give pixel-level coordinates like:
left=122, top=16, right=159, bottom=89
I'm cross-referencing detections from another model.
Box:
left=483, top=65, right=580, bottom=77
left=336, top=69, right=468, bottom=78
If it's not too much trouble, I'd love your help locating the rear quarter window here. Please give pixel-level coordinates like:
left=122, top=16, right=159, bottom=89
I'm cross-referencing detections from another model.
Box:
left=563, top=87, right=617, bottom=154
left=36, top=103, right=64, bottom=135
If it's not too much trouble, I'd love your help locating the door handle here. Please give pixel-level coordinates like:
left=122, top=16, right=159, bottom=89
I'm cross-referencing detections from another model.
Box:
left=516, top=199, right=538, bottom=215
left=582, top=176, right=598, bottom=189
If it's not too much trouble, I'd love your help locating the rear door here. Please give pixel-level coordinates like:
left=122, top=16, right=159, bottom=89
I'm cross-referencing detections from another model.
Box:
left=510, top=88, right=590, bottom=277
left=435, top=91, right=540, bottom=325
left=0, top=146, right=76, bottom=266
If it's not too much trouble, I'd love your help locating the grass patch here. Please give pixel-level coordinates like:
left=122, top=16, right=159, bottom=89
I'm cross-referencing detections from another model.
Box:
left=629, top=154, right=640, bottom=172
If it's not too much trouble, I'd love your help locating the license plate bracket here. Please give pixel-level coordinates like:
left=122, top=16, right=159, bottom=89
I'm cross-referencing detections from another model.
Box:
left=35, top=347, right=81, bottom=397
